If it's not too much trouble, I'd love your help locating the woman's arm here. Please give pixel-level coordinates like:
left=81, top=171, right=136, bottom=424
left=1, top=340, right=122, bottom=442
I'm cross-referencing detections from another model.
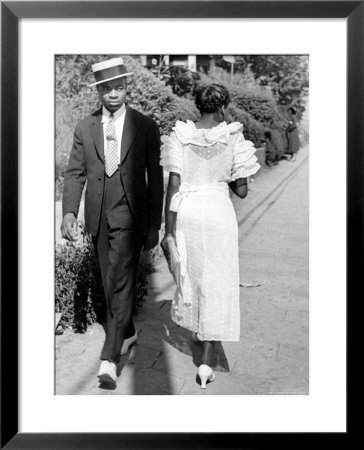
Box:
left=229, top=177, right=248, bottom=199
left=164, top=172, right=181, bottom=237
left=160, top=172, right=181, bottom=262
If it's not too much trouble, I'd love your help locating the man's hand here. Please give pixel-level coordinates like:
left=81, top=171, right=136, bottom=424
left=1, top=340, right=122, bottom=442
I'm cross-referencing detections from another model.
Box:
left=61, top=213, right=78, bottom=241
left=144, top=227, right=159, bottom=251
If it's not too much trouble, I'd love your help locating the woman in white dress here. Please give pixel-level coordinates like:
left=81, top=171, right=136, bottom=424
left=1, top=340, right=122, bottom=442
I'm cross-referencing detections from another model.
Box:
left=160, top=84, right=260, bottom=388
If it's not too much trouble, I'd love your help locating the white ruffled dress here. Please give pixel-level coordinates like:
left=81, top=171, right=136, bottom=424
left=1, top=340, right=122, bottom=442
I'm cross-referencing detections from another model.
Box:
left=161, top=120, right=260, bottom=341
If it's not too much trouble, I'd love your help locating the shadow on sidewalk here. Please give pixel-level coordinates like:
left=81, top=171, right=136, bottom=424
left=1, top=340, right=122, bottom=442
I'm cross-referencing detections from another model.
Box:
left=161, top=301, right=230, bottom=373
left=113, top=301, right=231, bottom=394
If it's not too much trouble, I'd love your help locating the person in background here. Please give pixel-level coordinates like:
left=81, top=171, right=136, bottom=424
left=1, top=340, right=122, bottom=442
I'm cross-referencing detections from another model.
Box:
left=263, top=130, right=278, bottom=166
left=285, top=107, right=300, bottom=161
left=61, top=57, right=164, bottom=385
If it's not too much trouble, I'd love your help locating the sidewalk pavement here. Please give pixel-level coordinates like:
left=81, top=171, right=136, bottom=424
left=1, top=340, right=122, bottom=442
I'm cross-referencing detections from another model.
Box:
left=56, top=145, right=309, bottom=395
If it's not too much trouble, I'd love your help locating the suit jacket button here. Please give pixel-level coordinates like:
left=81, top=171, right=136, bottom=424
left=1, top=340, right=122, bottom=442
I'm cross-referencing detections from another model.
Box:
left=98, top=176, right=102, bottom=180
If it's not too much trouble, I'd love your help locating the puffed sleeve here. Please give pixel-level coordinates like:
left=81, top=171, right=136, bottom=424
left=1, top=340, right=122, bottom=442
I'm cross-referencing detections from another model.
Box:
left=231, top=132, right=261, bottom=180
left=160, top=131, right=183, bottom=174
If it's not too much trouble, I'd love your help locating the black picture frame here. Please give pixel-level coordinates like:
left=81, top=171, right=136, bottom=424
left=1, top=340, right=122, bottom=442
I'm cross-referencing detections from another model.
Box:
left=1, top=1, right=359, bottom=448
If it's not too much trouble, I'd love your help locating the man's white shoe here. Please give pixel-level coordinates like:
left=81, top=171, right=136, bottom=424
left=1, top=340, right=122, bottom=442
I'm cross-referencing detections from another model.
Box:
left=120, top=331, right=138, bottom=355
left=97, top=361, right=117, bottom=384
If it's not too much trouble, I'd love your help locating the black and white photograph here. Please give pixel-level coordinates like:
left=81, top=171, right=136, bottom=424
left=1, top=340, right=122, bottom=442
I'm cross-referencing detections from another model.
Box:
left=55, top=54, right=309, bottom=395
left=1, top=0, right=354, bottom=443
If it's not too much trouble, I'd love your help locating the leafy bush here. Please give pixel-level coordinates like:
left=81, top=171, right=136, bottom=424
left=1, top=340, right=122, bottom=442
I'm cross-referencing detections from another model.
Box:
left=212, top=55, right=309, bottom=118
left=246, top=55, right=309, bottom=118
left=198, top=65, right=261, bottom=90
left=155, top=64, right=196, bottom=97
left=232, top=86, right=291, bottom=158
left=55, top=177, right=64, bottom=202
left=229, top=86, right=277, bottom=123
left=55, top=223, right=151, bottom=332
left=228, top=104, right=264, bottom=146
left=122, top=56, right=200, bottom=134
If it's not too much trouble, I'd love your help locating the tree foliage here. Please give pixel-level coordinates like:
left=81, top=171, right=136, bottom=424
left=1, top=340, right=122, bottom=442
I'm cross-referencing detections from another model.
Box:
left=214, top=55, right=309, bottom=117
left=148, top=64, right=197, bottom=97
left=247, top=55, right=308, bottom=114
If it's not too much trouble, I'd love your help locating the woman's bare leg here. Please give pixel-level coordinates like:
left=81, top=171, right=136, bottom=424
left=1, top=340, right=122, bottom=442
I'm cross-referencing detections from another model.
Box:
left=202, top=341, right=215, bottom=366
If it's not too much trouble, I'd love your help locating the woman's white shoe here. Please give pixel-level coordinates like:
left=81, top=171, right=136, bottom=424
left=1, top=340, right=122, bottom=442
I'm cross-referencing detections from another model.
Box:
left=197, top=364, right=215, bottom=389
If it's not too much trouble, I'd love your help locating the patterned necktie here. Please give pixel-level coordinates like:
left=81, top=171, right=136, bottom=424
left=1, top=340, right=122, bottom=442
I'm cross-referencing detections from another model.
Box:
left=105, top=113, right=118, bottom=177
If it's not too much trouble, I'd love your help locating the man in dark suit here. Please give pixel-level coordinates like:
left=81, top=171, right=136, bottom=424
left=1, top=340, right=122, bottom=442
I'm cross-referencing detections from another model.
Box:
left=61, top=57, right=164, bottom=384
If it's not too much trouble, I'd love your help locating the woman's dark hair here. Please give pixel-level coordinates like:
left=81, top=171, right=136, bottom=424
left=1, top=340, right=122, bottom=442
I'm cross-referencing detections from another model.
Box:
left=195, top=83, right=231, bottom=114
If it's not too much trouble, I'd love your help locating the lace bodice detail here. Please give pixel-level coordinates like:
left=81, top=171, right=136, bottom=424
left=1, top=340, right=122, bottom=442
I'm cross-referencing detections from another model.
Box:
left=160, top=120, right=260, bottom=184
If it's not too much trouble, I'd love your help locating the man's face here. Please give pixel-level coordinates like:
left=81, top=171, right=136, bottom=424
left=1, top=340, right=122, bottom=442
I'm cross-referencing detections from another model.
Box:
left=98, top=77, right=127, bottom=113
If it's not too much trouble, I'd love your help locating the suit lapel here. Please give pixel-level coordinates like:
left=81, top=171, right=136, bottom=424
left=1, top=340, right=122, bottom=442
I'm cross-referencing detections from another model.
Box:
left=120, top=106, right=141, bottom=165
left=90, top=108, right=104, bottom=162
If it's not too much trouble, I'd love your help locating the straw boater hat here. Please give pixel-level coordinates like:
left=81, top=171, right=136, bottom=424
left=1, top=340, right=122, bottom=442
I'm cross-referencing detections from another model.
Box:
left=89, top=57, right=133, bottom=87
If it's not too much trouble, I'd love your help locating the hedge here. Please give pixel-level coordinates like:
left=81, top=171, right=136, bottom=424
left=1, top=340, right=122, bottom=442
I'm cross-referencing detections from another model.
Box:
left=55, top=224, right=151, bottom=332
left=229, top=86, right=277, bottom=123
left=228, top=104, right=265, bottom=146
left=231, top=86, right=290, bottom=153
